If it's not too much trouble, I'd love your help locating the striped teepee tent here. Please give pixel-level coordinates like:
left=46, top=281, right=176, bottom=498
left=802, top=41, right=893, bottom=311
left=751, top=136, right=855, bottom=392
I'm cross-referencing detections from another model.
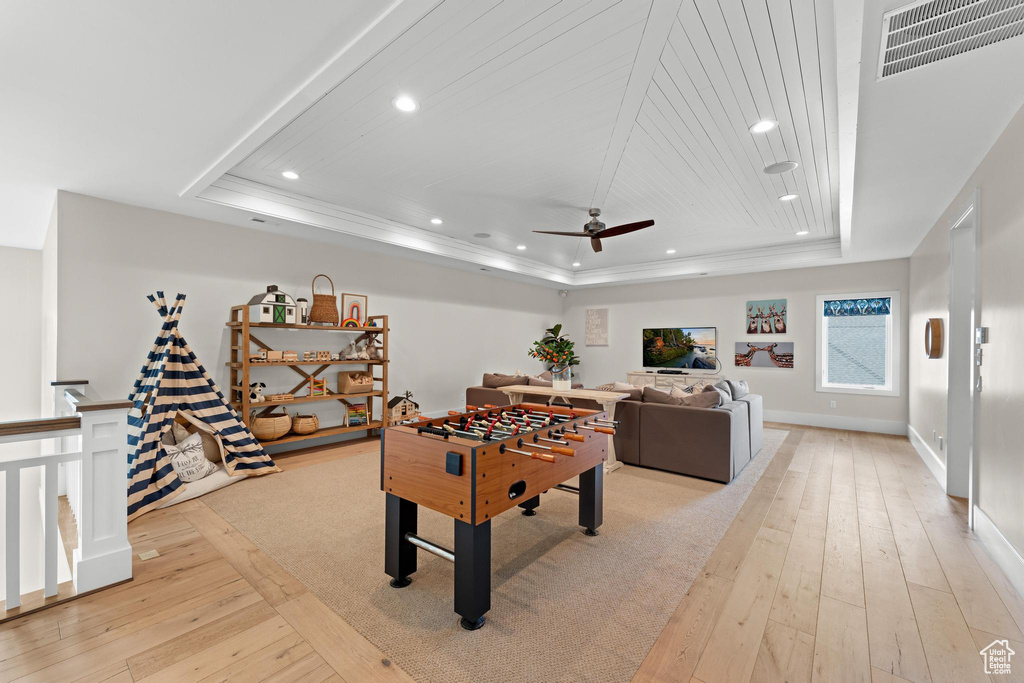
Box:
left=127, top=292, right=279, bottom=520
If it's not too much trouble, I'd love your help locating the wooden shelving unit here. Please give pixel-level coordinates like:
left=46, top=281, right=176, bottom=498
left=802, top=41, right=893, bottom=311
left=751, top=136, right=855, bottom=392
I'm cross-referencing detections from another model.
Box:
left=227, top=305, right=389, bottom=447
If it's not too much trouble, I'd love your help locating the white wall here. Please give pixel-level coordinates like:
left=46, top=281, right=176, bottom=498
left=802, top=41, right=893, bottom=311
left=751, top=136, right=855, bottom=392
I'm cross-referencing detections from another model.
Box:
left=53, top=192, right=561, bottom=443
left=909, top=101, right=1024, bottom=557
left=0, top=246, right=42, bottom=422
left=562, top=259, right=910, bottom=433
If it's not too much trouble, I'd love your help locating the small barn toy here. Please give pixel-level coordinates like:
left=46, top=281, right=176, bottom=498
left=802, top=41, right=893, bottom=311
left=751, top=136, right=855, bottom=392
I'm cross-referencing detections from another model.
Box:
left=388, top=391, right=420, bottom=423
left=249, top=285, right=297, bottom=325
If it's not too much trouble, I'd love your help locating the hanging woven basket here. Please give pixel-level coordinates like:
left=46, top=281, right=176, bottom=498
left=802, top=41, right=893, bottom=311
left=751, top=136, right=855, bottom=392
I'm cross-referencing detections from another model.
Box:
left=250, top=412, right=292, bottom=441
left=309, top=274, right=339, bottom=325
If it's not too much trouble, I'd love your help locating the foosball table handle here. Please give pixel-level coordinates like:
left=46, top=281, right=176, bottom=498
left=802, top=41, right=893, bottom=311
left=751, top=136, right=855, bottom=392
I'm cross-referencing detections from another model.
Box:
left=483, top=403, right=498, bottom=409
left=465, top=404, right=479, bottom=411
left=561, top=433, right=585, bottom=442
left=530, top=452, right=557, bottom=463
left=550, top=446, right=575, bottom=456
left=594, top=426, right=616, bottom=435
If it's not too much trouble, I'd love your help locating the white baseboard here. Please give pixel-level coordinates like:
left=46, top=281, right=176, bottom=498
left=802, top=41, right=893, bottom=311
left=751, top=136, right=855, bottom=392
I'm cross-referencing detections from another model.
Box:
left=763, top=410, right=906, bottom=435
left=973, top=505, right=1024, bottom=599
left=907, top=424, right=946, bottom=488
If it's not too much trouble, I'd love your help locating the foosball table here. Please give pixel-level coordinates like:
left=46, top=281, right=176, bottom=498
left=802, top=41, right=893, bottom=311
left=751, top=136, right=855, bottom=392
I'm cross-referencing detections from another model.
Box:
left=380, top=402, right=616, bottom=630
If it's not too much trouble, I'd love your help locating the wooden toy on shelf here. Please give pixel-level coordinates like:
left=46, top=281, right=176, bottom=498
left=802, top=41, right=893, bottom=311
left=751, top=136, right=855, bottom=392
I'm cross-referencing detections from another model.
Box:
left=388, top=391, right=420, bottom=423
left=308, top=377, right=328, bottom=397
left=282, top=350, right=299, bottom=362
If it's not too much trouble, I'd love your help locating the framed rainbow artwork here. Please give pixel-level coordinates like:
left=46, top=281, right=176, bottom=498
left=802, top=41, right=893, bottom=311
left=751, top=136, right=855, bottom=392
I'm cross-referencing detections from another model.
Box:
left=341, top=293, right=367, bottom=327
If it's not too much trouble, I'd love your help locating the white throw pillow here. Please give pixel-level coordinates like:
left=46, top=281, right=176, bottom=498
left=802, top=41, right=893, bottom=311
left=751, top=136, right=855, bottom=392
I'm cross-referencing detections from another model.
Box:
left=612, top=381, right=638, bottom=392
left=670, top=385, right=692, bottom=399
left=166, top=433, right=218, bottom=483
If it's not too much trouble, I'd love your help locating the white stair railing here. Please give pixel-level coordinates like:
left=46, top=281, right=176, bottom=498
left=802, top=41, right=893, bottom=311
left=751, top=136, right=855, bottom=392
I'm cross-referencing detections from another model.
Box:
left=0, top=380, right=132, bottom=611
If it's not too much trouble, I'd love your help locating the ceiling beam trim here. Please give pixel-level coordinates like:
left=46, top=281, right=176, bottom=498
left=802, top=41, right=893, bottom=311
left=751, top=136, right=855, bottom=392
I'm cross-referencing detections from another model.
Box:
left=589, top=0, right=684, bottom=209
left=834, top=0, right=866, bottom=255
left=179, top=0, right=444, bottom=199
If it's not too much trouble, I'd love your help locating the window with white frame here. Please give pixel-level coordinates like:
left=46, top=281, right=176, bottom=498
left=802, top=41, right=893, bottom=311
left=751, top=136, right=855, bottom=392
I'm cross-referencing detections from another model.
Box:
left=816, top=292, right=900, bottom=396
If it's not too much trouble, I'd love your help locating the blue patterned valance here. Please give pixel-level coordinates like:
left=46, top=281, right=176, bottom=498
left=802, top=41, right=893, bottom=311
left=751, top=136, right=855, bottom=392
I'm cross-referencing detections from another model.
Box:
left=823, top=297, right=891, bottom=317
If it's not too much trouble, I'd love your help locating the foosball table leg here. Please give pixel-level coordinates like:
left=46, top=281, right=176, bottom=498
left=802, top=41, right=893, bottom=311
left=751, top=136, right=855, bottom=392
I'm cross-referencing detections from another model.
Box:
left=579, top=464, right=603, bottom=536
left=454, top=519, right=491, bottom=630
left=385, top=494, right=417, bottom=588
left=518, top=495, right=541, bottom=516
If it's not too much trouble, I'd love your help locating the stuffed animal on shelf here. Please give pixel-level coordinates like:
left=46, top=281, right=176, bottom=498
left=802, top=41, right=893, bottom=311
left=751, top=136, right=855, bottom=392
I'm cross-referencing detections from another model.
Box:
left=352, top=341, right=371, bottom=360
left=249, top=382, right=267, bottom=403
left=342, top=341, right=359, bottom=360
left=366, top=339, right=383, bottom=361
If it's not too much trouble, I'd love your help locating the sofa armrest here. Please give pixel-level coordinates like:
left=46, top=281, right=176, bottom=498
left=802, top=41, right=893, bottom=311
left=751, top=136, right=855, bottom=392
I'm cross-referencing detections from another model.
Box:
left=639, top=403, right=737, bottom=482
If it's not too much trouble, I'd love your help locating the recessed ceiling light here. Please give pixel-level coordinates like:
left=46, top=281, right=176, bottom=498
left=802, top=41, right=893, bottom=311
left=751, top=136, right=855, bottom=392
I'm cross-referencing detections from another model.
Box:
left=666, top=249, right=676, bottom=255
left=779, top=193, right=799, bottom=201
left=281, top=171, right=300, bottom=180
left=473, top=232, right=491, bottom=239
left=572, top=262, right=581, bottom=267
left=430, top=218, right=443, bottom=225
left=764, top=161, right=799, bottom=175
left=516, top=245, right=527, bottom=250
left=393, top=95, right=418, bottom=112
left=749, top=119, right=778, bottom=134
left=796, top=230, right=810, bottom=236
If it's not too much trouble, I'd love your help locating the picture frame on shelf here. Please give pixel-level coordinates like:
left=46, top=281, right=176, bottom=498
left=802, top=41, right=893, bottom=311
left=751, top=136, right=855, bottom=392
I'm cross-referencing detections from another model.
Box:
left=341, top=293, right=368, bottom=327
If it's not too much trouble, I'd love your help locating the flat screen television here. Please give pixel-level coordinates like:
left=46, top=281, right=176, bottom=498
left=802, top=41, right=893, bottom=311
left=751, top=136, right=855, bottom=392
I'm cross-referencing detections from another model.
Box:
left=642, top=327, right=718, bottom=370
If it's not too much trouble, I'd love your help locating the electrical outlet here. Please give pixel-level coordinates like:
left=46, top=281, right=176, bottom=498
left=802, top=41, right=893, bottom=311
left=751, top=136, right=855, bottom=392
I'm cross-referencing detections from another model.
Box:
left=829, top=400, right=837, bottom=409
left=938, top=436, right=944, bottom=451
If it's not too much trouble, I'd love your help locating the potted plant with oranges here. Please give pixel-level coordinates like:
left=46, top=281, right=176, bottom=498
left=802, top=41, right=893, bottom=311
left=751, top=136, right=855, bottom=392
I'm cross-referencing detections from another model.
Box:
left=527, top=324, right=581, bottom=391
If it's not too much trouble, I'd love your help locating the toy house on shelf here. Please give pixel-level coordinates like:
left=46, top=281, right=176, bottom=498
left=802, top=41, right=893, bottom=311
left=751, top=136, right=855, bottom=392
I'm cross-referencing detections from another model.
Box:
left=388, top=392, right=420, bottom=424
left=249, top=285, right=297, bottom=324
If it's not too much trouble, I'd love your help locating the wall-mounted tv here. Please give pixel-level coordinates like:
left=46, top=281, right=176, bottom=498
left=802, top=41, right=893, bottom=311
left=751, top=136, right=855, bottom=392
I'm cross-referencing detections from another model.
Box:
left=642, top=327, right=718, bottom=370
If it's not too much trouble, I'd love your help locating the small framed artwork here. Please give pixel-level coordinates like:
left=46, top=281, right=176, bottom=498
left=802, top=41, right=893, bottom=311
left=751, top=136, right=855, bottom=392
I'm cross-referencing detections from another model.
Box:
left=341, top=293, right=368, bottom=327
left=746, top=299, right=787, bottom=334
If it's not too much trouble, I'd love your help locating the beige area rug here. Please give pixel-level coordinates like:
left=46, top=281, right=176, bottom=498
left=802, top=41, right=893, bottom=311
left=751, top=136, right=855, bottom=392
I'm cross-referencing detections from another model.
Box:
left=205, top=429, right=789, bottom=683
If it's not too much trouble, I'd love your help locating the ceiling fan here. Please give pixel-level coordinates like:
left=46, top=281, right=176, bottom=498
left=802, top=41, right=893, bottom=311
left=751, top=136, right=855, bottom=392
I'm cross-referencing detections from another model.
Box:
left=533, top=208, right=654, bottom=253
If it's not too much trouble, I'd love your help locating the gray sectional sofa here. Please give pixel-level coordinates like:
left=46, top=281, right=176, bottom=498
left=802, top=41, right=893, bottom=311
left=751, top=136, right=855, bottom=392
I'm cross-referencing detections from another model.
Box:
left=464, top=374, right=764, bottom=483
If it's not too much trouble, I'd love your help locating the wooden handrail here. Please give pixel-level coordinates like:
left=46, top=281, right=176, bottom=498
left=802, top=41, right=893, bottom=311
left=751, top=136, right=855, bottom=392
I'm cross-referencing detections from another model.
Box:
left=0, top=417, right=82, bottom=439
left=64, top=389, right=132, bottom=413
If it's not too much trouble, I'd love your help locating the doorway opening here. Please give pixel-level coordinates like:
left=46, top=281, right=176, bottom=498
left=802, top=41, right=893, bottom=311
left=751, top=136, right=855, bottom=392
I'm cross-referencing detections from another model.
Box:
left=946, top=190, right=979, bottom=526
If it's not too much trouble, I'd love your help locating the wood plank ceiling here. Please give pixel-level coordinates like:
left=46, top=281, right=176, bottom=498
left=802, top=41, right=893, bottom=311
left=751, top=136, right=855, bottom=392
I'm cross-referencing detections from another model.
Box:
left=227, top=0, right=840, bottom=271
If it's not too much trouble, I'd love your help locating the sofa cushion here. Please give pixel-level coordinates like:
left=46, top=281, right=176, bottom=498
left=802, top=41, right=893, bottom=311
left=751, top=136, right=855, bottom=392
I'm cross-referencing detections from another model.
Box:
left=642, top=386, right=683, bottom=405
left=726, top=379, right=750, bottom=399
left=680, top=390, right=721, bottom=408
left=704, top=383, right=731, bottom=404
left=613, top=381, right=643, bottom=401
left=482, top=373, right=522, bottom=388
left=671, top=385, right=694, bottom=397
left=528, top=377, right=552, bottom=387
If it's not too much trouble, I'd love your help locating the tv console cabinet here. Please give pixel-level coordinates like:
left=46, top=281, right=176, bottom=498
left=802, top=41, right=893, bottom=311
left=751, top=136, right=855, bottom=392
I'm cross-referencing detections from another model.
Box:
left=625, top=370, right=725, bottom=391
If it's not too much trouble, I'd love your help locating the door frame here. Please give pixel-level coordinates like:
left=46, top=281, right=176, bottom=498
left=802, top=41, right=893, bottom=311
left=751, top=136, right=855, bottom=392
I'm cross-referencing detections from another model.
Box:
left=946, top=188, right=980, bottom=526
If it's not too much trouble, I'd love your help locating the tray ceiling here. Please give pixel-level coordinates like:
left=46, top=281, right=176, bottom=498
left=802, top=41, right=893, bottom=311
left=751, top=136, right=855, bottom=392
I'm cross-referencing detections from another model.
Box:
left=210, top=0, right=843, bottom=280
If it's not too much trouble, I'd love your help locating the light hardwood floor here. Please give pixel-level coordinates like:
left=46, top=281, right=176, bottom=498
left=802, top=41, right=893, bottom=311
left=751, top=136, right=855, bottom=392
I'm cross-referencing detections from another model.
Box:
left=2, top=427, right=1021, bottom=682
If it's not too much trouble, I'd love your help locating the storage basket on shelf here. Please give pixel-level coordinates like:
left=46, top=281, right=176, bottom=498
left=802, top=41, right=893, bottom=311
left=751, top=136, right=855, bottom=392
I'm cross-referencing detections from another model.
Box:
left=291, top=413, right=319, bottom=435
left=338, top=370, right=375, bottom=394
left=309, top=274, right=339, bottom=325
left=250, top=412, right=292, bottom=441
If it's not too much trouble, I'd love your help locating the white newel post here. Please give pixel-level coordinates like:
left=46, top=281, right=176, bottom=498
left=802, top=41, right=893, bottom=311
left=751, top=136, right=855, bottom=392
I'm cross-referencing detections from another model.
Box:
left=73, top=405, right=133, bottom=593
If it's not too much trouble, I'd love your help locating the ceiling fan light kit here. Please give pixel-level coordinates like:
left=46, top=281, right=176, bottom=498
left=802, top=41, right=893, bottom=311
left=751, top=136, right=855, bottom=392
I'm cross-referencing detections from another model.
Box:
left=533, top=208, right=655, bottom=253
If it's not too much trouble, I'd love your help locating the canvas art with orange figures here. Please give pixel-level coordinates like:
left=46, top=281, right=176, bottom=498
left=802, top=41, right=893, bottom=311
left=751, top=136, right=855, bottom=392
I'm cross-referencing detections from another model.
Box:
left=746, top=298, right=787, bottom=334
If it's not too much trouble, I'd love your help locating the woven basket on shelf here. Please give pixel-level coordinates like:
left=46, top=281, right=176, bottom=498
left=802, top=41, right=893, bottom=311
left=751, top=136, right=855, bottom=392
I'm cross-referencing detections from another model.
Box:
left=250, top=412, right=292, bottom=441
left=309, top=274, right=339, bottom=325
left=291, top=414, right=319, bottom=435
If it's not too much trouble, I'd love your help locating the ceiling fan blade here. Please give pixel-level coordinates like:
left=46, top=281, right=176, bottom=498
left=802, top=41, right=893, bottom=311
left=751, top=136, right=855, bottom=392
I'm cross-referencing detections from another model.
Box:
left=598, top=219, right=655, bottom=238
left=533, top=230, right=593, bottom=237
left=591, top=237, right=603, bottom=253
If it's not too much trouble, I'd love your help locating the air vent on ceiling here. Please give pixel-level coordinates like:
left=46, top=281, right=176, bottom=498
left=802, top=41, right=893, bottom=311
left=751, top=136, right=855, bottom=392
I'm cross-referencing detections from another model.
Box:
left=878, top=0, right=1024, bottom=80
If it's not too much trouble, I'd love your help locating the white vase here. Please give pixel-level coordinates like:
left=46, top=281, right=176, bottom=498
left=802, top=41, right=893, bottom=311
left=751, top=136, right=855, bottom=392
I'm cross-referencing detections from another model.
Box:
left=551, top=366, right=571, bottom=391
